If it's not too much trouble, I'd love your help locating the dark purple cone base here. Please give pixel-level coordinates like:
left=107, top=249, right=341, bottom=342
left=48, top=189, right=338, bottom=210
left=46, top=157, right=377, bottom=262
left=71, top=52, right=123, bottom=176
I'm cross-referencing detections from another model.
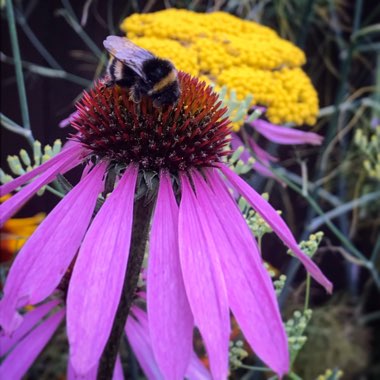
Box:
left=72, top=73, right=231, bottom=172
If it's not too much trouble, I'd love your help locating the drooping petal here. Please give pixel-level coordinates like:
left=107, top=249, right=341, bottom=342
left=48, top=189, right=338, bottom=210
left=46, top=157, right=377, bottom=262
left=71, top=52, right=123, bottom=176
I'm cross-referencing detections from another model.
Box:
left=230, top=133, right=252, bottom=163
left=67, top=356, right=123, bottom=380
left=0, top=300, right=59, bottom=356
left=0, top=142, right=84, bottom=196
left=59, top=111, right=79, bottom=128
left=250, top=119, right=323, bottom=145
left=218, top=164, right=333, bottom=293
left=0, top=149, right=83, bottom=227
left=0, top=309, right=65, bottom=380
left=126, top=307, right=210, bottom=380
left=147, top=171, right=193, bottom=380
left=67, top=362, right=97, bottom=380
left=186, top=353, right=212, bottom=380
left=126, top=308, right=164, bottom=380
left=200, top=169, right=289, bottom=376
left=230, top=133, right=278, bottom=180
left=113, top=356, right=124, bottom=380
left=0, top=164, right=105, bottom=334
left=178, top=172, right=230, bottom=380
left=248, top=137, right=278, bottom=164
left=67, top=165, right=138, bottom=375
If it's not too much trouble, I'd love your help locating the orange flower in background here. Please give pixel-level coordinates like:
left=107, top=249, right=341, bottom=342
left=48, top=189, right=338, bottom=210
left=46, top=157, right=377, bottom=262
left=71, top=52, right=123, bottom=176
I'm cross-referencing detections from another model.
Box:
left=0, top=196, right=45, bottom=263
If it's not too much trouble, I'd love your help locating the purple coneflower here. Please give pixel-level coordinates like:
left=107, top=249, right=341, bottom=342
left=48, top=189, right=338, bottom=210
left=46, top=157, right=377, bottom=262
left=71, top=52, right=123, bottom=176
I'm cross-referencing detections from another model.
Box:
left=0, top=299, right=208, bottom=379
left=0, top=72, right=331, bottom=379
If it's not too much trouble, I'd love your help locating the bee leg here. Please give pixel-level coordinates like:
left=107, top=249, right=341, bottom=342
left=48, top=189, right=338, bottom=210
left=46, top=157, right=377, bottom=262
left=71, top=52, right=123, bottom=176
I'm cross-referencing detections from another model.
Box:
left=105, top=79, right=115, bottom=88
left=129, top=86, right=142, bottom=103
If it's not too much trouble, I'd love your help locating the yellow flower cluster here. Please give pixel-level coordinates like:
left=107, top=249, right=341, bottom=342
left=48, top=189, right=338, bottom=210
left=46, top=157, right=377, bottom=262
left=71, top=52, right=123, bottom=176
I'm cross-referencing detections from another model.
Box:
left=0, top=195, right=45, bottom=261
left=121, top=9, right=319, bottom=127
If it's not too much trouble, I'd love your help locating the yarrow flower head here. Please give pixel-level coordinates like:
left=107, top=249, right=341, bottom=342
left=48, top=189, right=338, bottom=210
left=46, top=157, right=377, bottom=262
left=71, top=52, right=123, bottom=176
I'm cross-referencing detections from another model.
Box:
left=119, top=9, right=324, bottom=183
left=0, top=72, right=331, bottom=379
left=121, top=9, right=319, bottom=127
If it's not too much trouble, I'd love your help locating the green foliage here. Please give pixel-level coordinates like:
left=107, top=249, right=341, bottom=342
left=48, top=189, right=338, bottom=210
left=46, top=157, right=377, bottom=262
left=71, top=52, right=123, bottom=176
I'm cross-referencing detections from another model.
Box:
left=287, top=232, right=324, bottom=258
left=355, top=126, right=380, bottom=180
left=286, top=309, right=312, bottom=365
left=227, top=145, right=255, bottom=175
left=1, top=140, right=62, bottom=196
left=217, top=85, right=259, bottom=125
left=229, top=340, right=249, bottom=370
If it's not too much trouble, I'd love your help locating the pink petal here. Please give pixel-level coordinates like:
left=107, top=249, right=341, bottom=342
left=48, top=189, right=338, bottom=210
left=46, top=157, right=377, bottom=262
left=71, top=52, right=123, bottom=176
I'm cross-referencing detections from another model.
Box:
left=126, top=308, right=164, bottom=380
left=0, top=308, right=65, bottom=380
left=59, top=111, right=79, bottom=128
left=230, top=133, right=252, bottom=163
left=67, top=356, right=123, bottom=380
left=218, top=164, right=332, bottom=293
left=147, top=171, right=193, bottom=380
left=0, top=149, right=83, bottom=227
left=127, top=307, right=210, bottom=380
left=246, top=138, right=286, bottom=185
left=248, top=137, right=278, bottom=163
left=250, top=120, right=323, bottom=145
left=67, top=166, right=138, bottom=374
left=67, top=361, right=97, bottom=380
left=0, top=300, right=59, bottom=355
left=0, top=164, right=106, bottom=334
left=113, top=356, right=124, bottom=380
left=186, top=353, right=212, bottom=380
left=230, top=134, right=278, bottom=180
left=0, top=142, right=84, bottom=196
left=178, top=172, right=230, bottom=380
left=203, top=169, right=289, bottom=375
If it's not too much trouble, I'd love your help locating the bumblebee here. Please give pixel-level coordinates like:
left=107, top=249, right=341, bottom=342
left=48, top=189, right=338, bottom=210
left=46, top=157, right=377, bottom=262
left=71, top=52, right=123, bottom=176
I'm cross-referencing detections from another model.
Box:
left=103, top=36, right=180, bottom=108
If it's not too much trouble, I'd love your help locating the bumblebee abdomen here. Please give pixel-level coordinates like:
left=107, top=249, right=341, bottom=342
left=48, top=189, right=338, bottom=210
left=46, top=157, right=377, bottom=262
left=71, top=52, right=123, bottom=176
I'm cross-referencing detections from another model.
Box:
left=143, top=58, right=176, bottom=88
left=150, top=80, right=181, bottom=107
left=108, top=58, right=137, bottom=88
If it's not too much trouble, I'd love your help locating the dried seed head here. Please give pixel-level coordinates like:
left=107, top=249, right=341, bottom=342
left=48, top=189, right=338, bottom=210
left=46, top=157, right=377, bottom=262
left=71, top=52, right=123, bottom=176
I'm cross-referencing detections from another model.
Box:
left=72, top=72, right=231, bottom=172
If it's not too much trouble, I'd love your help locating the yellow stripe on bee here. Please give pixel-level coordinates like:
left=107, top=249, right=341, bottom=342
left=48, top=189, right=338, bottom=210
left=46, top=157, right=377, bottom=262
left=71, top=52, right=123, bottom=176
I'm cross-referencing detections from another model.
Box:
left=150, top=70, right=177, bottom=94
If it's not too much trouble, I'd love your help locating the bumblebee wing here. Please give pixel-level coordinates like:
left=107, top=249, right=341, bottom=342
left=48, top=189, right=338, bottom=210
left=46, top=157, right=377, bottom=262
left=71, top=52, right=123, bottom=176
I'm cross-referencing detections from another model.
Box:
left=103, top=36, right=153, bottom=78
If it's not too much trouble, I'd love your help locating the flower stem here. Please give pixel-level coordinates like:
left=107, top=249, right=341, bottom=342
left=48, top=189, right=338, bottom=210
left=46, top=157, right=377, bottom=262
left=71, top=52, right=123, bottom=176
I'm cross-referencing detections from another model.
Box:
left=304, top=274, right=311, bottom=312
left=5, top=0, right=32, bottom=134
left=97, top=194, right=155, bottom=380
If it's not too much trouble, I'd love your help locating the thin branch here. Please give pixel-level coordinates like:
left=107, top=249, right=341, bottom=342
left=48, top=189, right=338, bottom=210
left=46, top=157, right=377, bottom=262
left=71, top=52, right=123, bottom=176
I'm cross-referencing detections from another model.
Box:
left=15, top=7, right=63, bottom=70
left=308, top=191, right=380, bottom=230
left=1, top=51, right=92, bottom=87
left=5, top=0, right=32, bottom=133
left=0, top=113, right=34, bottom=145
left=58, top=0, right=102, bottom=58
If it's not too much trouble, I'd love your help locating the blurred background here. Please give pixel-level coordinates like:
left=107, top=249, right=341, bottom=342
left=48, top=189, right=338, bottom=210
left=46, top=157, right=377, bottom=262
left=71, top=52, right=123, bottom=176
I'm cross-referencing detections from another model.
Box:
left=1, top=1, right=379, bottom=379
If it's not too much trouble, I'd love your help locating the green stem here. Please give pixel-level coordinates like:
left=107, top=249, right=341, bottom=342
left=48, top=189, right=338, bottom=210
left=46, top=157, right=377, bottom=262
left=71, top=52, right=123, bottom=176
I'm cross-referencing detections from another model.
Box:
left=309, top=191, right=380, bottom=230
left=0, top=113, right=34, bottom=145
left=370, top=236, right=380, bottom=264
left=239, top=364, right=271, bottom=372
left=272, top=166, right=368, bottom=263
left=97, top=194, right=155, bottom=380
left=296, top=0, right=315, bottom=48
left=5, top=0, right=32, bottom=133
left=1, top=53, right=91, bottom=87
left=15, top=8, right=63, bottom=70
left=60, top=0, right=103, bottom=58
left=45, top=185, right=65, bottom=198
left=304, top=274, right=311, bottom=312
left=373, top=52, right=380, bottom=124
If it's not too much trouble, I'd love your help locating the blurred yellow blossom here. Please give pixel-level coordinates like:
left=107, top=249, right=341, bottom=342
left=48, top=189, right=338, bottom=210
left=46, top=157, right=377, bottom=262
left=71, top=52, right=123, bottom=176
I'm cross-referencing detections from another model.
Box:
left=0, top=195, right=45, bottom=263
left=121, top=9, right=319, bottom=127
